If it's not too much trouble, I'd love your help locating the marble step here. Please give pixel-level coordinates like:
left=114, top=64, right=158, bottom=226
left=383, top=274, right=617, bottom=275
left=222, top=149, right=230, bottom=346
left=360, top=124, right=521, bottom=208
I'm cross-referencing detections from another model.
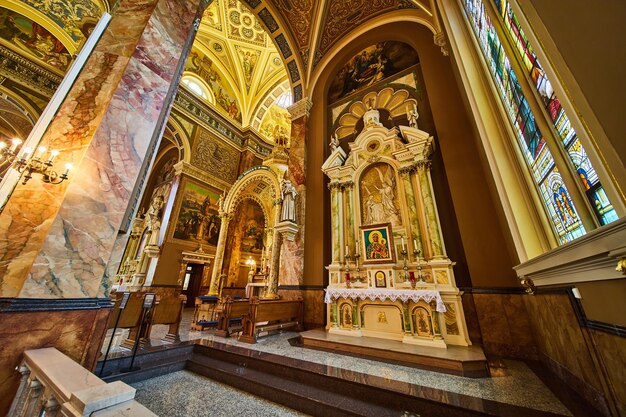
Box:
left=189, top=342, right=488, bottom=417
left=188, top=354, right=397, bottom=417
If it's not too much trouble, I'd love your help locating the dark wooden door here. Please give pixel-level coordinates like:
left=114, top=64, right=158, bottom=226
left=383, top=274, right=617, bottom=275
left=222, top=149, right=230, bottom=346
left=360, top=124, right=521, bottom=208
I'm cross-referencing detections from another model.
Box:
left=182, top=263, right=204, bottom=308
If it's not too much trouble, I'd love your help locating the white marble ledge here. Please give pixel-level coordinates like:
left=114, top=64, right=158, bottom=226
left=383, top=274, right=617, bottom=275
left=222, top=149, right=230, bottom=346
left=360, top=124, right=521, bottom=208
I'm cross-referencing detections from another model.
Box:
left=514, top=217, right=626, bottom=286
left=324, top=287, right=446, bottom=312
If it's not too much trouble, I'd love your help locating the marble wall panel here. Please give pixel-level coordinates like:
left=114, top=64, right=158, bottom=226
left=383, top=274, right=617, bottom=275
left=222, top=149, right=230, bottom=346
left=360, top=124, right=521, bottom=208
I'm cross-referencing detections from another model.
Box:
left=524, top=293, right=609, bottom=414
left=277, top=287, right=324, bottom=328
left=279, top=115, right=307, bottom=285
left=96, top=1, right=159, bottom=58
left=0, top=0, right=201, bottom=299
left=591, top=329, right=626, bottom=416
left=0, top=308, right=110, bottom=416
left=472, top=293, right=537, bottom=360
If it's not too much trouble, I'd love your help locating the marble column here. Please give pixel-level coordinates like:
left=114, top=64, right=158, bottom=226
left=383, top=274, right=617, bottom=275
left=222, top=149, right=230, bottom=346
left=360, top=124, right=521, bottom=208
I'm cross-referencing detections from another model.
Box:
left=417, top=161, right=446, bottom=258
left=266, top=227, right=282, bottom=299
left=208, top=213, right=231, bottom=295
left=329, top=182, right=342, bottom=264
left=0, top=0, right=204, bottom=299
left=343, top=181, right=356, bottom=257
left=279, top=99, right=312, bottom=285
left=400, top=166, right=423, bottom=257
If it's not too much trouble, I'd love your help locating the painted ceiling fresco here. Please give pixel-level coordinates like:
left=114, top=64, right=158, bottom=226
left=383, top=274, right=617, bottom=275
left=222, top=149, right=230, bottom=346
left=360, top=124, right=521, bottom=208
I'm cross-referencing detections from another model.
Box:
left=328, top=41, right=419, bottom=103
left=0, top=7, right=72, bottom=73
left=191, top=0, right=289, bottom=138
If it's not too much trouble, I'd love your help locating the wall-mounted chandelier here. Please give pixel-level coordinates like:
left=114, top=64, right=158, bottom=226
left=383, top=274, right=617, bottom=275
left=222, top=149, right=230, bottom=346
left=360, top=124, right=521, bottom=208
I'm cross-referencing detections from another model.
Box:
left=0, top=138, right=71, bottom=185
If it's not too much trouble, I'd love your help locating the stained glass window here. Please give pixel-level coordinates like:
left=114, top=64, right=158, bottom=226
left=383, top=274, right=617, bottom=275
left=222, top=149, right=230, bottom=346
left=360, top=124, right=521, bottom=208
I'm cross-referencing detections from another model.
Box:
left=493, top=0, right=617, bottom=225
left=463, top=0, right=586, bottom=243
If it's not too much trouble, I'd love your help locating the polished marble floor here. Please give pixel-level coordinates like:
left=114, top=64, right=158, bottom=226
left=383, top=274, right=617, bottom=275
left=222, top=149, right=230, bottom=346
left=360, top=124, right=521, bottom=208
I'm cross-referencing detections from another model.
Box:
left=103, top=309, right=573, bottom=416
left=132, top=370, right=308, bottom=417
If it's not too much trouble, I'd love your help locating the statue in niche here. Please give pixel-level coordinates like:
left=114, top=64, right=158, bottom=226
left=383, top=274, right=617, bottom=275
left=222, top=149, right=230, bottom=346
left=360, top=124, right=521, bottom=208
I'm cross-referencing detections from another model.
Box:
left=362, top=165, right=400, bottom=225
left=407, top=103, right=419, bottom=129
left=364, top=194, right=385, bottom=224
left=146, top=195, right=165, bottom=247
left=329, top=133, right=340, bottom=153
left=217, top=191, right=225, bottom=212
left=280, top=179, right=298, bottom=222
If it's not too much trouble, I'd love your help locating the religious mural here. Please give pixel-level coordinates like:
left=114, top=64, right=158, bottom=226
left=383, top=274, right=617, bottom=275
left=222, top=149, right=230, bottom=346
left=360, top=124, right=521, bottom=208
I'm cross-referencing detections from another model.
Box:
left=0, top=8, right=72, bottom=72
left=173, top=181, right=222, bottom=246
left=328, top=41, right=419, bottom=103
left=238, top=200, right=265, bottom=254
left=187, top=50, right=242, bottom=123
left=235, top=45, right=260, bottom=90
left=191, top=128, right=240, bottom=183
left=259, top=104, right=291, bottom=145
left=360, top=163, right=402, bottom=226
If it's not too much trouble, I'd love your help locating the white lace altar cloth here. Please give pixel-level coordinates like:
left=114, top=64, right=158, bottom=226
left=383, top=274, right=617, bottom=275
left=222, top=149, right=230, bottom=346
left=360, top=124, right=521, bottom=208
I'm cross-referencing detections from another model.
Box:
left=324, top=288, right=446, bottom=312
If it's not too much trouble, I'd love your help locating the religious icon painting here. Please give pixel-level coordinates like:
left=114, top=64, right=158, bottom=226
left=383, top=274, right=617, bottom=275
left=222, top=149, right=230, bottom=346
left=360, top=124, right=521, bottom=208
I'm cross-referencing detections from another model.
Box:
left=374, top=271, right=386, bottom=288
left=361, top=223, right=395, bottom=264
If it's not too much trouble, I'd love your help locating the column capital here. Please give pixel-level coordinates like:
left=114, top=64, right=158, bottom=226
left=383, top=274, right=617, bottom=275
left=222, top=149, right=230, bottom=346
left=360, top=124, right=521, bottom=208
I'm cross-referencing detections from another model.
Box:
left=340, top=181, right=354, bottom=190
left=399, top=165, right=417, bottom=176
left=328, top=181, right=343, bottom=191
left=288, top=98, right=313, bottom=119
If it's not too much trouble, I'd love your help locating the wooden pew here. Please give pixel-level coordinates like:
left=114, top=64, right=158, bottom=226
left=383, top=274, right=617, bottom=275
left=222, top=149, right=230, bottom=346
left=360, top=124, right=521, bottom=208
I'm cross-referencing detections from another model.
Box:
left=149, top=294, right=186, bottom=343
left=191, top=295, right=220, bottom=331
left=106, top=292, right=148, bottom=350
left=239, top=297, right=304, bottom=344
left=215, top=297, right=248, bottom=338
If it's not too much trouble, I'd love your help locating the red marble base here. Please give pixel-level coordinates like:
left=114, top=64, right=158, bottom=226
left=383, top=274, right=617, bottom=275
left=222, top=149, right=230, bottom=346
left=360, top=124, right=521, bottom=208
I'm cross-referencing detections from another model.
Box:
left=0, top=306, right=111, bottom=415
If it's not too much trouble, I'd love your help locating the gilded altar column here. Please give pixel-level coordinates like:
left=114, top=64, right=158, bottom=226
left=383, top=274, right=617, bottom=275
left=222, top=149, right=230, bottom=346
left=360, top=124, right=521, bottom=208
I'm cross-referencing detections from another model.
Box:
left=208, top=213, right=232, bottom=295
left=416, top=161, right=446, bottom=258
left=329, top=182, right=344, bottom=264
left=343, top=181, right=356, bottom=257
left=399, top=166, right=423, bottom=257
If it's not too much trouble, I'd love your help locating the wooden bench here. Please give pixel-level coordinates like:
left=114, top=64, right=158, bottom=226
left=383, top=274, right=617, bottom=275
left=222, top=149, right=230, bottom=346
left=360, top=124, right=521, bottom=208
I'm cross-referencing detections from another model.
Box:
left=192, top=295, right=220, bottom=331
left=107, top=292, right=147, bottom=349
left=215, top=297, right=249, bottom=337
left=239, top=297, right=304, bottom=344
left=149, top=294, right=186, bottom=343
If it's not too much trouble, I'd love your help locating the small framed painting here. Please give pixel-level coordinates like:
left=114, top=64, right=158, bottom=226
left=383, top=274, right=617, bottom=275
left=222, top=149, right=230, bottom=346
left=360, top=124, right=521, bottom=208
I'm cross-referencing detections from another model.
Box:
left=374, top=271, right=387, bottom=288
left=361, top=223, right=395, bottom=264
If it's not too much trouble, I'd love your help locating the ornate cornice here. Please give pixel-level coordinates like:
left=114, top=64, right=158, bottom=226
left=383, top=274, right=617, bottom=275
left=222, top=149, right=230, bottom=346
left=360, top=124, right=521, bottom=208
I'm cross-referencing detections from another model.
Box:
left=174, top=161, right=232, bottom=190
left=0, top=45, right=61, bottom=97
left=288, top=97, right=313, bottom=119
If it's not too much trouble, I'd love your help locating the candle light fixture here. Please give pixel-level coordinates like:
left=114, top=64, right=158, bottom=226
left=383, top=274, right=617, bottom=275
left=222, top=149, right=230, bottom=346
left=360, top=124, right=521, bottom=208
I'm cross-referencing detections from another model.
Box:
left=0, top=138, right=71, bottom=185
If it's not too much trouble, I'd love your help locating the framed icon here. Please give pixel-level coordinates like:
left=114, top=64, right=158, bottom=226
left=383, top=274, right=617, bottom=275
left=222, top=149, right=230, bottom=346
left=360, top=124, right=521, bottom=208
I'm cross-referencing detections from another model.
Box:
left=360, top=223, right=395, bottom=264
left=374, top=271, right=387, bottom=288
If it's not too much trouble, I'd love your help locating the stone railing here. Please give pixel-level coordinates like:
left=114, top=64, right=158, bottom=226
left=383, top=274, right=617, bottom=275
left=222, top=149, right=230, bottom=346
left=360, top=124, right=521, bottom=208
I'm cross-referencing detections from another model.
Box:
left=8, top=348, right=156, bottom=417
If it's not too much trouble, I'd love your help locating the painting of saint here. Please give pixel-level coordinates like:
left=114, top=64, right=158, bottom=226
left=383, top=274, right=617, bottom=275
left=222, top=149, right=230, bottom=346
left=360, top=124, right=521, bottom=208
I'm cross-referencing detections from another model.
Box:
left=361, top=224, right=394, bottom=264
left=173, top=181, right=222, bottom=246
left=328, top=41, right=419, bottom=103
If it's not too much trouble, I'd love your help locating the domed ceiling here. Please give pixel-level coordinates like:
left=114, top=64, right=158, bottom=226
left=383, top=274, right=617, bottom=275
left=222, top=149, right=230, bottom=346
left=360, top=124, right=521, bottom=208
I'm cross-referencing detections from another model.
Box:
left=186, top=0, right=292, bottom=145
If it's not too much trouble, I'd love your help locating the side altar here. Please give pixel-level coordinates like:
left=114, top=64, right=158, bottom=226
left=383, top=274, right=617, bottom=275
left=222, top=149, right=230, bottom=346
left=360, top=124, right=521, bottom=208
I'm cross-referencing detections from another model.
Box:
left=322, top=105, right=471, bottom=348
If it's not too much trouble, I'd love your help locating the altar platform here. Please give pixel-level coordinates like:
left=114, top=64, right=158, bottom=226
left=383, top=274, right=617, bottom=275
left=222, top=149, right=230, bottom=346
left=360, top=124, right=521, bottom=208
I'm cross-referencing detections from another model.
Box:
left=300, top=328, right=489, bottom=378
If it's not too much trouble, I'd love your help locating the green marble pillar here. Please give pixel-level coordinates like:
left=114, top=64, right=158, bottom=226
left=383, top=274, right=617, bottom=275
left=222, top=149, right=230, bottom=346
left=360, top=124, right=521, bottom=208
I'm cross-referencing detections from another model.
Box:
left=400, top=168, right=423, bottom=257
left=352, top=303, right=359, bottom=329
left=403, top=302, right=412, bottom=334
left=331, top=301, right=338, bottom=327
left=418, top=163, right=444, bottom=258
left=329, top=183, right=342, bottom=263
left=343, top=182, right=356, bottom=256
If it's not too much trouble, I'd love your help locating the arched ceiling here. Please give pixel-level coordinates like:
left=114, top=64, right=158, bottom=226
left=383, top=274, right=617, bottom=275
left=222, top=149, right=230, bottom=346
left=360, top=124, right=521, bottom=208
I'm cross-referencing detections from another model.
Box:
left=258, top=0, right=438, bottom=84
left=188, top=0, right=292, bottom=144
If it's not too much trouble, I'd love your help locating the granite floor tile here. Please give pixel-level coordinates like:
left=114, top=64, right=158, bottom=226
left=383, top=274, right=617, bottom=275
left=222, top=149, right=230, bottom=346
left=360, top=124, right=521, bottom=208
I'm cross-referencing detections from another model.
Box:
left=132, top=370, right=309, bottom=417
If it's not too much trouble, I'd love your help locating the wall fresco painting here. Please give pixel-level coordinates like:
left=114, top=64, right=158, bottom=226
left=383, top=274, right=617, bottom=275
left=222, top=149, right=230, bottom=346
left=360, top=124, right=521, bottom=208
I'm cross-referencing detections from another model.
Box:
left=259, top=103, right=291, bottom=144
left=0, top=7, right=72, bottom=72
left=238, top=200, right=265, bottom=254
left=173, top=181, right=222, bottom=246
left=328, top=41, right=419, bottom=103
left=187, top=49, right=242, bottom=123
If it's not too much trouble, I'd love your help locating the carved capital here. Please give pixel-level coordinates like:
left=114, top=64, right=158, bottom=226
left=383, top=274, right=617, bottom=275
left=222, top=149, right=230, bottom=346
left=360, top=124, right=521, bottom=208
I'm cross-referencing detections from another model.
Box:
left=340, top=180, right=354, bottom=190
left=416, top=160, right=432, bottom=170
left=434, top=32, right=449, bottom=56
left=399, top=165, right=417, bottom=176
left=328, top=181, right=342, bottom=191
left=288, top=98, right=313, bottom=119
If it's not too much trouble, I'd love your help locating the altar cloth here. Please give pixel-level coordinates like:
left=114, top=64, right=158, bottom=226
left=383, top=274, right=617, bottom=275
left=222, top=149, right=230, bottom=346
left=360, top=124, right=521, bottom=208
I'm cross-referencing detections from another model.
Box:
left=324, top=288, right=446, bottom=312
